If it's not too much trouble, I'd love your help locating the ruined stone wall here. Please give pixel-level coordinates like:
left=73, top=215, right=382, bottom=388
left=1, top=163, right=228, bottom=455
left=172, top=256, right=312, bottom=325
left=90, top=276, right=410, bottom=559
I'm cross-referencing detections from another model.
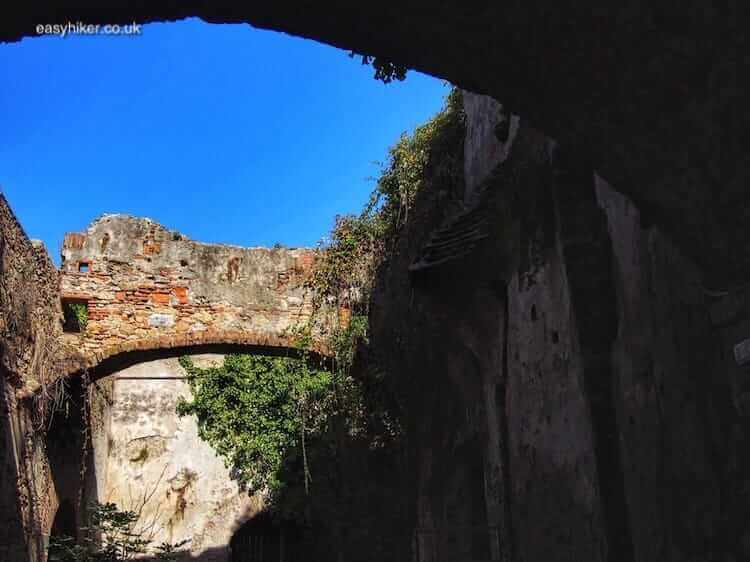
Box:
left=0, top=194, right=65, bottom=562
left=1, top=199, right=331, bottom=562
left=371, top=92, right=750, bottom=562
left=4, top=87, right=750, bottom=562
left=59, top=215, right=321, bottom=375
left=0, top=194, right=63, bottom=394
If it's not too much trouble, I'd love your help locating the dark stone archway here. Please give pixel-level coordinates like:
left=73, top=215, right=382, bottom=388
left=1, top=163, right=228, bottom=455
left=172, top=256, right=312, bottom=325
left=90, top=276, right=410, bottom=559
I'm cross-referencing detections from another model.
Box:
left=2, top=2, right=749, bottom=284
left=63, top=340, right=330, bottom=384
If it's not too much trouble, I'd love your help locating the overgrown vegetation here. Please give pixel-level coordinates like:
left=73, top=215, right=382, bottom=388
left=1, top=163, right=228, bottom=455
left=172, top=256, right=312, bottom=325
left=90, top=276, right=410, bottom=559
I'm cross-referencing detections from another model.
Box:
left=176, top=354, right=331, bottom=500
left=48, top=502, right=187, bottom=561
left=309, top=87, right=465, bottom=307
left=174, top=89, right=466, bottom=557
left=62, top=301, right=88, bottom=332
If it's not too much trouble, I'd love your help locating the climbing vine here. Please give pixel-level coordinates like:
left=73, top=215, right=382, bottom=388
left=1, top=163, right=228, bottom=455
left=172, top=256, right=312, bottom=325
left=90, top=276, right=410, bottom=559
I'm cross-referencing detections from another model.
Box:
left=174, top=89, right=466, bottom=548
left=310, top=87, right=465, bottom=309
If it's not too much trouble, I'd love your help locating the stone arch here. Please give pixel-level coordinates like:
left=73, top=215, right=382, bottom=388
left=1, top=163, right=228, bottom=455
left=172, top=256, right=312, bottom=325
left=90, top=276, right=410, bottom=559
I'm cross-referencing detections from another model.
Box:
left=40, top=337, right=333, bottom=561
left=57, top=330, right=330, bottom=382
left=51, top=348, right=308, bottom=561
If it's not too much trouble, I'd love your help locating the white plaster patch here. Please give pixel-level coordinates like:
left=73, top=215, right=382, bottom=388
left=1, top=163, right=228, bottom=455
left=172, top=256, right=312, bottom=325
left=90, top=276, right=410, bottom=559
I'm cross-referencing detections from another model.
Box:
left=148, top=313, right=174, bottom=327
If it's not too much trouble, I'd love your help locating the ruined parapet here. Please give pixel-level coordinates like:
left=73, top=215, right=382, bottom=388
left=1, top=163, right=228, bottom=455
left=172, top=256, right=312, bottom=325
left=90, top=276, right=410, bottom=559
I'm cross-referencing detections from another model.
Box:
left=58, top=214, right=327, bottom=376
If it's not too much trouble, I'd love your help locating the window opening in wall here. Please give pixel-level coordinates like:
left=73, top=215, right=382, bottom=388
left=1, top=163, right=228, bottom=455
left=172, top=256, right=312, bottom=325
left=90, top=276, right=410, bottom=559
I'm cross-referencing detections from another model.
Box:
left=62, top=299, right=88, bottom=333
left=78, top=261, right=90, bottom=273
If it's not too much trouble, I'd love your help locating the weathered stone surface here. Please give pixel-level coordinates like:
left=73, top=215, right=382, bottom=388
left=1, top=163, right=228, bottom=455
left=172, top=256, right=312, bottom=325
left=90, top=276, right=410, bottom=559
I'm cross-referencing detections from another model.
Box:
left=506, top=240, right=608, bottom=562
left=99, top=355, right=262, bottom=561
left=0, top=197, right=332, bottom=561
left=463, top=93, right=519, bottom=205
left=58, top=214, right=327, bottom=378
left=370, top=92, right=750, bottom=562
left=0, top=195, right=65, bottom=562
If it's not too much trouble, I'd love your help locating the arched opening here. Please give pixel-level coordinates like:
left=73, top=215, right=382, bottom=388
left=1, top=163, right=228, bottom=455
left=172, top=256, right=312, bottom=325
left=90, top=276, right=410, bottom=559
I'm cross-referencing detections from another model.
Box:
left=74, top=341, right=329, bottom=385
left=230, top=512, right=304, bottom=562
left=46, top=349, right=325, bottom=559
left=50, top=499, right=77, bottom=542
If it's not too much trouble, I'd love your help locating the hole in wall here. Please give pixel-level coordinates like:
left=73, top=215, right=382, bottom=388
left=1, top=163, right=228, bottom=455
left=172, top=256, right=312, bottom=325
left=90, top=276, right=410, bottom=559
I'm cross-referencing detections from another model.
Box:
left=62, top=298, right=88, bottom=333
left=78, top=261, right=90, bottom=273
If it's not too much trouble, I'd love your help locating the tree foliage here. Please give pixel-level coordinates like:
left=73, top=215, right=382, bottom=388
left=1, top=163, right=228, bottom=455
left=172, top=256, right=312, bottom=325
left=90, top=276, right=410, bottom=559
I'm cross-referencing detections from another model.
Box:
left=176, top=355, right=331, bottom=498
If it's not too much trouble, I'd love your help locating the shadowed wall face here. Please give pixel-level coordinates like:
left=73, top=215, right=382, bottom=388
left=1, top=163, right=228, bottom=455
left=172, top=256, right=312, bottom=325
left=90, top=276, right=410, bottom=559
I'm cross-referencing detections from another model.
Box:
left=0, top=195, right=66, bottom=561
left=368, top=91, right=750, bottom=562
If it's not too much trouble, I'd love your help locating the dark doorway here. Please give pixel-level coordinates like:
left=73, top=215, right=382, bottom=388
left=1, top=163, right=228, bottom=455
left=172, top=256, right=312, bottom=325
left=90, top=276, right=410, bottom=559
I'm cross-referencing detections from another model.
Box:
left=50, top=499, right=77, bottom=541
left=230, top=513, right=304, bottom=562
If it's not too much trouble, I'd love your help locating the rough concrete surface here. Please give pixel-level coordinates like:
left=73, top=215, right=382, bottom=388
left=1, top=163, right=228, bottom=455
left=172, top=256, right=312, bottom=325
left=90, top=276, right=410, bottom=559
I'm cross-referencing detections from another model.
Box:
left=99, top=354, right=261, bottom=561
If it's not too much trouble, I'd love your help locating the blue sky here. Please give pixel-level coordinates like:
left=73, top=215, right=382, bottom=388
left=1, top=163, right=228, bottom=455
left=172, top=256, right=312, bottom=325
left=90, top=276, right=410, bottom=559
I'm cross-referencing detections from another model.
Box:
left=0, top=18, right=447, bottom=264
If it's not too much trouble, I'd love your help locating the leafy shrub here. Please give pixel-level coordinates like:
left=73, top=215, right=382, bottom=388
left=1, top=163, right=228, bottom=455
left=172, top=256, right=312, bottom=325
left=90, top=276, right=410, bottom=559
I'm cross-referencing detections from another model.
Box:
left=48, top=502, right=187, bottom=561
left=62, top=301, right=88, bottom=332
left=176, top=355, right=332, bottom=498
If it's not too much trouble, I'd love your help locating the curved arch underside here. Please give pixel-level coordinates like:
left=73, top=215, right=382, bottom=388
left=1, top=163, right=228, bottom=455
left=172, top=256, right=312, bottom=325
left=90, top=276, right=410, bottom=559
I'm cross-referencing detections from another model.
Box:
left=59, top=331, right=329, bottom=381
left=4, top=2, right=749, bottom=283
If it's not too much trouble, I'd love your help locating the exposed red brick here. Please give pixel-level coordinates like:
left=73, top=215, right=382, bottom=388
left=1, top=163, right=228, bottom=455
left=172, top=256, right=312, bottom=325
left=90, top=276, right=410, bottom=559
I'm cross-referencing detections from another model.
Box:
left=172, top=286, right=189, bottom=304
left=57, top=215, right=330, bottom=377
left=143, top=241, right=161, bottom=255
left=150, top=292, right=170, bottom=305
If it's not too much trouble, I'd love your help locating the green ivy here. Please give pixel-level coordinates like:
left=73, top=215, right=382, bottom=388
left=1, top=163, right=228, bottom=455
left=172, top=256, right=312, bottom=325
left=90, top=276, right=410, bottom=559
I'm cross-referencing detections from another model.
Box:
left=309, top=88, right=465, bottom=310
left=176, top=355, right=332, bottom=498
left=63, top=301, right=88, bottom=332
